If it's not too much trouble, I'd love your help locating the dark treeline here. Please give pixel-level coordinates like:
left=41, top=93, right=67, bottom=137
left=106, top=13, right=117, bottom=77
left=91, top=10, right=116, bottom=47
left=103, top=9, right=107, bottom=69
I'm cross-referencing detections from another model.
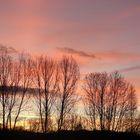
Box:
left=0, top=129, right=140, bottom=140
left=0, top=45, right=140, bottom=134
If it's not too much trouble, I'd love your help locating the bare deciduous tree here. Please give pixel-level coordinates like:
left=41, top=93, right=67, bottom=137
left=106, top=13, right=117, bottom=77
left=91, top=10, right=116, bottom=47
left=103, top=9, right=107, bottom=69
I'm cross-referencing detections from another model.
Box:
left=0, top=46, right=13, bottom=129
left=57, top=56, right=80, bottom=131
left=0, top=46, right=32, bottom=130
left=84, top=72, right=109, bottom=130
left=33, top=56, right=59, bottom=132
left=84, top=71, right=137, bottom=131
left=13, top=56, right=33, bottom=129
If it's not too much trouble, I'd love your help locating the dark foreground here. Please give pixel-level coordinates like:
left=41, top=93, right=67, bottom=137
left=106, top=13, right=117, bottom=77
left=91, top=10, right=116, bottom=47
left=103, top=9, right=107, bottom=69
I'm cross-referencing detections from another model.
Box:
left=0, top=130, right=139, bottom=140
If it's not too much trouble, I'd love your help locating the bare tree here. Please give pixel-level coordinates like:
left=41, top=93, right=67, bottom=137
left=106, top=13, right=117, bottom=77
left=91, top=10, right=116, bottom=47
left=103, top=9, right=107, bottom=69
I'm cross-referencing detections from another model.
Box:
left=33, top=56, right=59, bottom=132
left=28, top=119, right=41, bottom=132
left=84, top=71, right=137, bottom=131
left=127, top=85, right=137, bottom=131
left=57, top=56, right=80, bottom=131
left=0, top=46, right=13, bottom=129
left=119, top=84, right=137, bottom=132
left=62, top=114, right=88, bottom=131
left=12, top=55, right=33, bottom=129
left=5, top=59, right=22, bottom=129
left=108, top=72, right=137, bottom=131
left=0, top=46, right=33, bottom=130
left=84, top=72, right=109, bottom=130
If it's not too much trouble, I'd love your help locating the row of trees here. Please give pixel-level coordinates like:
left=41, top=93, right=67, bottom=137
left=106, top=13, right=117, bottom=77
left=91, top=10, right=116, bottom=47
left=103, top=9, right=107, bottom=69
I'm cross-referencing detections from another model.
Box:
left=33, top=55, right=80, bottom=132
left=0, top=46, right=139, bottom=132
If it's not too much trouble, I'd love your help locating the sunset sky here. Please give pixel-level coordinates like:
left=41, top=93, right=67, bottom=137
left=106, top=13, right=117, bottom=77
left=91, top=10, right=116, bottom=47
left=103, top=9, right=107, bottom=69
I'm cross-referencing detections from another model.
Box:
left=0, top=0, right=140, bottom=105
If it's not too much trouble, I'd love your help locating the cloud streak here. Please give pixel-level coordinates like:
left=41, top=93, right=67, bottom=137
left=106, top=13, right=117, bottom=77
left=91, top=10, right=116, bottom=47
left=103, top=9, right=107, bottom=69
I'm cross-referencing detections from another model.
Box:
left=119, top=65, right=140, bottom=72
left=57, top=47, right=97, bottom=59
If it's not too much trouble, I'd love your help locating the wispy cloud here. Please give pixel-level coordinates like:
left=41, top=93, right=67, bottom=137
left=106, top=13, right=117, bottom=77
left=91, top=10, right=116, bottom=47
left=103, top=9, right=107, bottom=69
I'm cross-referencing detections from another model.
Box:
left=119, top=65, right=140, bottom=72
left=0, top=44, right=17, bottom=53
left=57, top=47, right=97, bottom=59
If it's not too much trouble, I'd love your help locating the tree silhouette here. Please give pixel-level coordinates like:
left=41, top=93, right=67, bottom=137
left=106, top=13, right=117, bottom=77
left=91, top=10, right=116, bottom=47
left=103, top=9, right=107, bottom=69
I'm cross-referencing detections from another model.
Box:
left=33, top=56, right=59, bottom=132
left=57, top=56, right=80, bottom=131
left=84, top=71, right=137, bottom=131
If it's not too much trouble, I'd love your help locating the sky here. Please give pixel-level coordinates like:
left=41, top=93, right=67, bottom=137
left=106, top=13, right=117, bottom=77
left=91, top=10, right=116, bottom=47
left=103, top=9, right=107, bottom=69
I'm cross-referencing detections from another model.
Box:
left=0, top=0, right=140, bottom=104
